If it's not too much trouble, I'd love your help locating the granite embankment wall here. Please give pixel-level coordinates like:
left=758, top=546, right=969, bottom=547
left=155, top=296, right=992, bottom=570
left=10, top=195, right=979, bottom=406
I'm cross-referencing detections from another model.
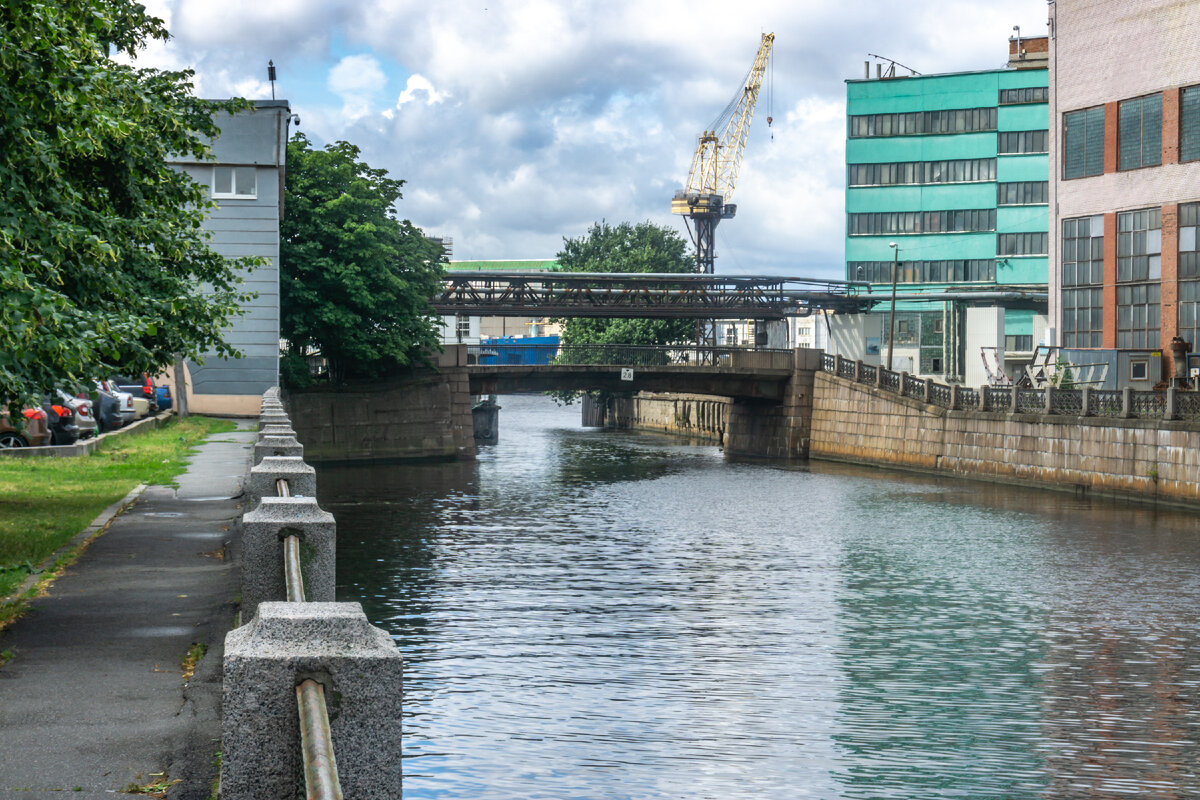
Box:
left=285, top=348, right=473, bottom=462
left=810, top=371, right=1200, bottom=506
left=601, top=348, right=822, bottom=459
left=605, top=393, right=730, bottom=444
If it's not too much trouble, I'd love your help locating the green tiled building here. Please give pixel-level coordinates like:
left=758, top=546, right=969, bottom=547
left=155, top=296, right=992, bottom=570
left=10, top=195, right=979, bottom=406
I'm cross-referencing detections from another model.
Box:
left=841, top=44, right=1049, bottom=384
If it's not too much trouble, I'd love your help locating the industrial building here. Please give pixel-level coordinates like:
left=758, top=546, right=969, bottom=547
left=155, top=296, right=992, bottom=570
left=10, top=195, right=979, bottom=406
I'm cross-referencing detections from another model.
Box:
left=836, top=36, right=1049, bottom=386
left=1048, top=0, right=1200, bottom=388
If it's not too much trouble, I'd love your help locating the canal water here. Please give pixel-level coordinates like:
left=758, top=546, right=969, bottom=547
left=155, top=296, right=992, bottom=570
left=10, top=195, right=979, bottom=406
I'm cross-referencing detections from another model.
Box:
left=317, top=394, right=1200, bottom=799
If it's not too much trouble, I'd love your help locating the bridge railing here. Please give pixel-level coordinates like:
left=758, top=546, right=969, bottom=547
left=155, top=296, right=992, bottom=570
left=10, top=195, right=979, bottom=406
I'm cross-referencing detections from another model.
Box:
left=468, top=343, right=792, bottom=370
left=820, top=356, right=1200, bottom=421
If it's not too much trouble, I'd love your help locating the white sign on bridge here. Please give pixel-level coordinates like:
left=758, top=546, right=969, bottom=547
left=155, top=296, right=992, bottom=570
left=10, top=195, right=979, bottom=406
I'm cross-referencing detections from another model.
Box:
left=620, top=368, right=634, bottom=381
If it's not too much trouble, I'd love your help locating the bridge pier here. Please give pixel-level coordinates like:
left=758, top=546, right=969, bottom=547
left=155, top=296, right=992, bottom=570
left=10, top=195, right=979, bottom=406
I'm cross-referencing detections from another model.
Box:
left=722, top=348, right=820, bottom=459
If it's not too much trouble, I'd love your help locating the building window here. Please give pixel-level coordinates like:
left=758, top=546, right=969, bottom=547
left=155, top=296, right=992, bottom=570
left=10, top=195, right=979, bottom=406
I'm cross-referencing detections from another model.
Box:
left=1183, top=86, right=1200, bottom=163
left=848, top=107, right=997, bottom=138
left=999, top=86, right=1049, bottom=105
left=847, top=209, right=995, bottom=236
left=1117, top=207, right=1161, bottom=282
left=455, top=314, right=470, bottom=340
left=1177, top=202, right=1200, bottom=348
left=847, top=259, right=995, bottom=284
left=1061, top=215, right=1104, bottom=348
left=1063, top=106, right=1105, bottom=179
left=996, top=181, right=1049, bottom=205
left=1130, top=360, right=1149, bottom=381
left=1116, top=208, right=1161, bottom=349
left=1005, top=334, right=1034, bottom=352
left=212, top=165, right=257, bottom=198
left=1118, top=93, right=1163, bottom=170
left=997, top=130, right=1048, bottom=154
left=997, top=232, right=1048, bottom=256
left=847, top=158, right=995, bottom=187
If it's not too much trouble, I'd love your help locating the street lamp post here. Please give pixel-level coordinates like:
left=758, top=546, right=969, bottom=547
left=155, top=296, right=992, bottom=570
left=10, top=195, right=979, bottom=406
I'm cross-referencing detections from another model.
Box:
left=886, top=242, right=899, bottom=371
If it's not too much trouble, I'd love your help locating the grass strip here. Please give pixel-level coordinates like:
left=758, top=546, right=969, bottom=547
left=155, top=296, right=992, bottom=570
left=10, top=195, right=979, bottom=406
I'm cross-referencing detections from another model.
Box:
left=0, top=416, right=236, bottom=604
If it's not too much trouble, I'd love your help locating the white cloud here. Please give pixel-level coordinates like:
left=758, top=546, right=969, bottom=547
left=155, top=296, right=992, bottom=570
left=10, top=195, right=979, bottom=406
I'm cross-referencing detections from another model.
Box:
left=396, top=75, right=448, bottom=107
left=328, top=54, right=387, bottom=97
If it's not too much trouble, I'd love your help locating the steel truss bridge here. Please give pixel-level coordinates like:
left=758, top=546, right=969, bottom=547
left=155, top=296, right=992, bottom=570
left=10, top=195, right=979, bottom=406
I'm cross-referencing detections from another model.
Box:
left=432, top=271, right=874, bottom=319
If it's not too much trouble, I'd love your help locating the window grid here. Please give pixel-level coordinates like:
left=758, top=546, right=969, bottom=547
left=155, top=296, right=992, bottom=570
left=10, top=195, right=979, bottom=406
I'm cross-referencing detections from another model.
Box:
left=997, top=232, right=1048, bottom=256
left=1179, top=203, right=1200, bottom=348
left=1116, top=207, right=1162, bottom=282
left=848, top=260, right=995, bottom=284
left=999, top=86, right=1049, bottom=105
left=998, top=130, right=1048, bottom=154
left=1116, top=283, right=1161, bottom=349
left=997, top=181, right=1049, bottom=205
left=848, top=107, right=997, bottom=138
left=1061, top=215, right=1104, bottom=348
left=848, top=209, right=995, bottom=236
left=847, top=158, right=996, bottom=187
left=1063, top=106, right=1105, bottom=179
left=1118, top=93, right=1163, bottom=170
left=212, top=165, right=257, bottom=198
left=1183, top=86, right=1200, bottom=163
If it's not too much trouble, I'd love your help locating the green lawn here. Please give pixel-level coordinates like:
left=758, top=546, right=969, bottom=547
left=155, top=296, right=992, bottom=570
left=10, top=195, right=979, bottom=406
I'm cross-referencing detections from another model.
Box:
left=0, top=416, right=237, bottom=607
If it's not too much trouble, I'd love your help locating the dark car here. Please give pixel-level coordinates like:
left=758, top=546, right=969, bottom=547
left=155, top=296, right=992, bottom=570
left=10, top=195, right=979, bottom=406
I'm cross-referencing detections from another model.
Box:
left=41, top=397, right=80, bottom=446
left=91, top=385, right=126, bottom=433
left=155, top=383, right=172, bottom=412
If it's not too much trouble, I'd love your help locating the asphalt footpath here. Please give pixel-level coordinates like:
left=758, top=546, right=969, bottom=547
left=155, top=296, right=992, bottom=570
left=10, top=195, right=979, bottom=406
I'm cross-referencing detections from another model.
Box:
left=0, top=422, right=257, bottom=799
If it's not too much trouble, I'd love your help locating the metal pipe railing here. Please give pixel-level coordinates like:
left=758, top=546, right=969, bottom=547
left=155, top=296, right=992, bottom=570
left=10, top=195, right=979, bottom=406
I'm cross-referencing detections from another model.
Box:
left=297, top=679, right=343, bottom=800
left=274, top=475, right=342, bottom=796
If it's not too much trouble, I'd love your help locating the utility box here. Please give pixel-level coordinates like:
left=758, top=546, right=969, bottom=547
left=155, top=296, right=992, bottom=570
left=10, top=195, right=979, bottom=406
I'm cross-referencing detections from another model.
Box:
left=1117, top=350, right=1162, bottom=389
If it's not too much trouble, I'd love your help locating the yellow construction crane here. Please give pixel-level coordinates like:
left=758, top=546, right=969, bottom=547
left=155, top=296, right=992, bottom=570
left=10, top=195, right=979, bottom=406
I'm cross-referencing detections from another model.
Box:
left=671, top=32, right=774, bottom=273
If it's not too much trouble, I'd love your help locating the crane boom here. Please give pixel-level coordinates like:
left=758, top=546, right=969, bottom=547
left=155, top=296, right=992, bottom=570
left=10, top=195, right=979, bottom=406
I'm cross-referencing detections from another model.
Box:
left=671, top=32, right=774, bottom=273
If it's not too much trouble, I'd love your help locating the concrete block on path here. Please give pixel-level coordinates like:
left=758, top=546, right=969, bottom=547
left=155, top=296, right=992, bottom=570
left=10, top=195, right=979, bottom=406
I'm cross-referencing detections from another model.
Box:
left=259, top=411, right=291, bottom=430
left=253, top=434, right=303, bottom=465
left=242, top=496, right=334, bottom=617
left=222, top=602, right=403, bottom=800
left=259, top=423, right=297, bottom=438
left=246, top=456, right=317, bottom=506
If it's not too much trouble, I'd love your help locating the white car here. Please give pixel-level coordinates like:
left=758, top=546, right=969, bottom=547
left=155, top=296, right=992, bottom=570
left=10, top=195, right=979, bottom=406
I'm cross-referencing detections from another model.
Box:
left=95, top=380, right=137, bottom=426
left=56, top=390, right=98, bottom=439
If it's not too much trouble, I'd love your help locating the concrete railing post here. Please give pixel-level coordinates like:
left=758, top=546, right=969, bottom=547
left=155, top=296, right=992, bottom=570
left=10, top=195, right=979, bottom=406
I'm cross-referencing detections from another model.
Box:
left=950, top=384, right=960, bottom=411
left=254, top=434, right=304, bottom=465
left=259, top=413, right=291, bottom=431
left=899, top=371, right=909, bottom=396
left=1044, top=385, right=1054, bottom=415
left=854, top=359, right=863, bottom=382
left=1081, top=386, right=1092, bottom=416
left=923, top=378, right=933, bottom=404
left=247, top=456, right=318, bottom=506
left=1009, top=385, right=1018, bottom=413
left=1122, top=386, right=1133, bottom=418
left=241, top=496, right=335, bottom=619
left=834, top=354, right=844, bottom=377
left=876, top=366, right=885, bottom=388
left=979, top=385, right=990, bottom=412
left=1166, top=387, right=1178, bottom=420
left=222, top=602, right=403, bottom=800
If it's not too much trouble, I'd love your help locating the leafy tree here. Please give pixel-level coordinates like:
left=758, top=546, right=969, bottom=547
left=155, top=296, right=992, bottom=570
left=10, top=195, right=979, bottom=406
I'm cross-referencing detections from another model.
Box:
left=554, top=221, right=696, bottom=349
left=279, top=134, right=446, bottom=386
left=0, top=0, right=255, bottom=410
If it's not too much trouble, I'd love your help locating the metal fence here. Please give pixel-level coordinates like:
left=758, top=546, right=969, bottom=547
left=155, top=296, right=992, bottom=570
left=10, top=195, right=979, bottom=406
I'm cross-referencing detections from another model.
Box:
left=817, top=357, right=1200, bottom=422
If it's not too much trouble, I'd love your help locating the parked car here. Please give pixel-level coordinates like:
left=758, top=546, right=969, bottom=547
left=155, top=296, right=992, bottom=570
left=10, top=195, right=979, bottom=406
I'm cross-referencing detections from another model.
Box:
left=41, top=397, right=80, bottom=446
left=154, top=383, right=172, bottom=412
left=0, top=407, right=52, bottom=448
left=113, top=374, right=158, bottom=413
left=57, top=390, right=98, bottom=440
left=95, top=380, right=137, bottom=427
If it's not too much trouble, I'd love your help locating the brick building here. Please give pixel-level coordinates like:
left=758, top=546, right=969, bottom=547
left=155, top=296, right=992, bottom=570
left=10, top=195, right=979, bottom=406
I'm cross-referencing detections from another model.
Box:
left=1049, top=0, right=1200, bottom=387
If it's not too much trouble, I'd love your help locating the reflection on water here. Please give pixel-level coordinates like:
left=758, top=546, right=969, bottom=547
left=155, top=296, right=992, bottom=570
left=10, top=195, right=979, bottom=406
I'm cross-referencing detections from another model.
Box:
left=318, top=394, right=1200, bottom=799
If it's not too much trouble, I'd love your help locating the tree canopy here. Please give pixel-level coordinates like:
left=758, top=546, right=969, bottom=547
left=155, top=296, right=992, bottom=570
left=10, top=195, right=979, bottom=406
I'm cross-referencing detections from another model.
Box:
left=554, top=220, right=696, bottom=348
left=0, top=0, right=254, bottom=408
left=279, top=134, right=446, bottom=386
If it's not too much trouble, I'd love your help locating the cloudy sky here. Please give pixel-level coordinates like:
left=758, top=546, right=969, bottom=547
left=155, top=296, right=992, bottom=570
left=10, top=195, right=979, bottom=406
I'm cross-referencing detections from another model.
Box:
left=133, top=0, right=1050, bottom=278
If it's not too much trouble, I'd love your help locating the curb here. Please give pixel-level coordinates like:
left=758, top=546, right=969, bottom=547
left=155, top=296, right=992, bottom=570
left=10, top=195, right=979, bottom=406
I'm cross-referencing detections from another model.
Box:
left=6, top=483, right=149, bottom=602
left=0, top=410, right=176, bottom=459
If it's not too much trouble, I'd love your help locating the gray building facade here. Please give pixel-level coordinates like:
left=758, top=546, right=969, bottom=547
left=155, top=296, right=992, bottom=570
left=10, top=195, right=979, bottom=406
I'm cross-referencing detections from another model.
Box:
left=169, top=100, right=290, bottom=415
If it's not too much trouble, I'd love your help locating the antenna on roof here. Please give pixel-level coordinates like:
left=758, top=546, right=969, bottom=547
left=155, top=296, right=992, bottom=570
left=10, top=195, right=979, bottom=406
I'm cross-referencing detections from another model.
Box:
left=867, top=53, right=921, bottom=78
left=268, top=60, right=277, bottom=100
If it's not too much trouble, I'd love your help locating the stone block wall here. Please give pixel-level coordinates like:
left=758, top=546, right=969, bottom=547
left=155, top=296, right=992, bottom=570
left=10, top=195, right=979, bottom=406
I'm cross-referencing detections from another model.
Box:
left=605, top=392, right=729, bottom=444
left=285, top=348, right=473, bottom=462
left=811, top=371, right=1200, bottom=505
